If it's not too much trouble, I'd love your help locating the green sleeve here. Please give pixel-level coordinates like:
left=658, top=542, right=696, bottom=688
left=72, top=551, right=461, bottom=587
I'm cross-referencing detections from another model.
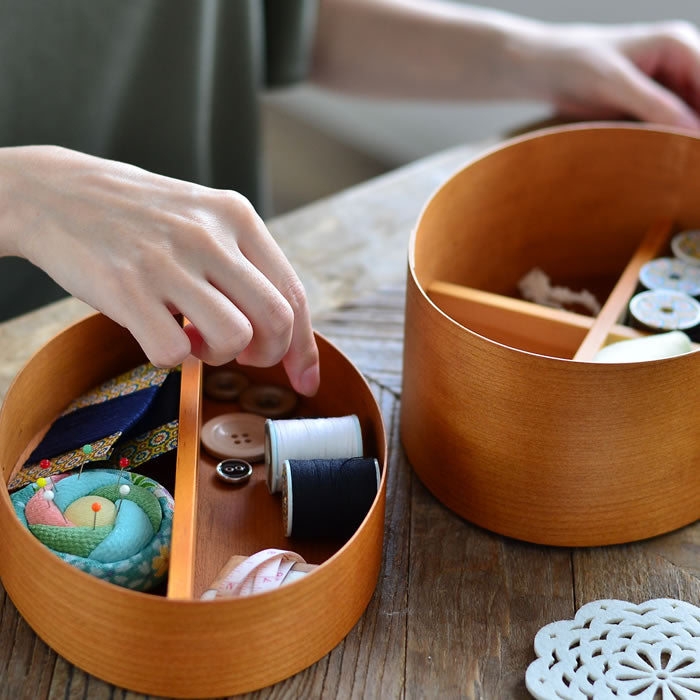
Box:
left=264, top=0, right=319, bottom=87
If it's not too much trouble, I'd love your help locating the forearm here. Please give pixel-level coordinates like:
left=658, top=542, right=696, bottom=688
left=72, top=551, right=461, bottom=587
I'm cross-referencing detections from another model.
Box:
left=311, top=0, right=542, bottom=100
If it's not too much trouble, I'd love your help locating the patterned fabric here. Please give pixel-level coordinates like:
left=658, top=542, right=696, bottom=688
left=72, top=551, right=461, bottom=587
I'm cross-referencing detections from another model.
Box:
left=107, top=420, right=179, bottom=471
left=11, top=433, right=120, bottom=490
left=62, top=364, right=171, bottom=414
left=8, top=363, right=180, bottom=491
left=11, top=469, right=174, bottom=592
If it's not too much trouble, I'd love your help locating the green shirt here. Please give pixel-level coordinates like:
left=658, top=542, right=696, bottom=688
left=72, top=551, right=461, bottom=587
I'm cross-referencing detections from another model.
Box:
left=0, top=0, right=317, bottom=320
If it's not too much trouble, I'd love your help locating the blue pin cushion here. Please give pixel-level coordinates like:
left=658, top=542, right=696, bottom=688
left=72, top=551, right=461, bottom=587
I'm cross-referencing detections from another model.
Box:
left=10, top=469, right=173, bottom=591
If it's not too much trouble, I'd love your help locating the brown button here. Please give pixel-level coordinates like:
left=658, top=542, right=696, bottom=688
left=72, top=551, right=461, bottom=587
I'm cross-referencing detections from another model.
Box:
left=201, top=413, right=266, bottom=462
left=204, top=370, right=250, bottom=402
left=239, top=384, right=298, bottom=418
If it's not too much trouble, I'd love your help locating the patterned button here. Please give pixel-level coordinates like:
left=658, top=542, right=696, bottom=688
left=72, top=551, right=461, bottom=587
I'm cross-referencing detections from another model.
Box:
left=239, top=384, right=298, bottom=418
left=204, top=370, right=250, bottom=402
left=200, top=413, right=266, bottom=462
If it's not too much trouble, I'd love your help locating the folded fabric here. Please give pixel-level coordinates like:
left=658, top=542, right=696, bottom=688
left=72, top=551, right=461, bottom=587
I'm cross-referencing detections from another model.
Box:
left=9, top=363, right=180, bottom=491
left=11, top=469, right=173, bottom=591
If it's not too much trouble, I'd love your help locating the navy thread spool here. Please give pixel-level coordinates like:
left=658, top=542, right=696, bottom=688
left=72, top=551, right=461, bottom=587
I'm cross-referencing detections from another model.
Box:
left=265, top=415, right=363, bottom=494
left=282, top=458, right=380, bottom=539
left=628, top=289, right=700, bottom=342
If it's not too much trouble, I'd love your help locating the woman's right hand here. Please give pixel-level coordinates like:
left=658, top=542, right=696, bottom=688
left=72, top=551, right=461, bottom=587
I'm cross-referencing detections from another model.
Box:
left=0, top=145, right=320, bottom=396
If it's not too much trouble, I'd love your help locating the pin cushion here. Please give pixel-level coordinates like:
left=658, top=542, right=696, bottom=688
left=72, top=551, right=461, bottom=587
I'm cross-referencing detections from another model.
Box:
left=11, top=469, right=173, bottom=591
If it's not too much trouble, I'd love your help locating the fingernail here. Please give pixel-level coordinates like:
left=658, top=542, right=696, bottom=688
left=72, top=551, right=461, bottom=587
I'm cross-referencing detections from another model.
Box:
left=298, top=363, right=320, bottom=396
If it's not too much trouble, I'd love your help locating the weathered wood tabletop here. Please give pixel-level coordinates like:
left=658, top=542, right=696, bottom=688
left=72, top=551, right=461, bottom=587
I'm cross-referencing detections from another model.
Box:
left=1, top=136, right=698, bottom=700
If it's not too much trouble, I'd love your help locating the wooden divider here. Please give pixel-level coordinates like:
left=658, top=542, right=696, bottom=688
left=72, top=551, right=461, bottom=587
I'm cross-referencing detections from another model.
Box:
left=426, top=219, right=684, bottom=361
left=427, top=281, right=645, bottom=359
left=166, top=353, right=202, bottom=600
left=573, top=219, right=673, bottom=360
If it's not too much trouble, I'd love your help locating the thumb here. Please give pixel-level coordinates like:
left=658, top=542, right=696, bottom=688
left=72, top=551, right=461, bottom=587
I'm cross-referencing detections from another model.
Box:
left=606, top=57, right=700, bottom=129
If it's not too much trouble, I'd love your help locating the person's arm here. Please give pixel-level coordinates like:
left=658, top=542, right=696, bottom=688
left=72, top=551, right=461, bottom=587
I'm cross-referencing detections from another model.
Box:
left=0, top=145, right=320, bottom=395
left=312, top=0, right=700, bottom=129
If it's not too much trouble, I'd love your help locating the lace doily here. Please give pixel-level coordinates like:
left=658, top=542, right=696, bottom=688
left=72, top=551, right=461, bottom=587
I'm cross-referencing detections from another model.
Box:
left=526, top=599, right=700, bottom=699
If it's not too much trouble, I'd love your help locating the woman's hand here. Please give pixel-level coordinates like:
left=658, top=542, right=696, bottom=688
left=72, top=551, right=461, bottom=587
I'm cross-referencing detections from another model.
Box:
left=517, top=19, right=700, bottom=129
left=0, top=145, right=320, bottom=395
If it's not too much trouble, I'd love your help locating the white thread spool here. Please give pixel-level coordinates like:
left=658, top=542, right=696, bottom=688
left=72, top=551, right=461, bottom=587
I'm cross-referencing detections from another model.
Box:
left=265, top=415, right=363, bottom=494
left=593, top=331, right=693, bottom=363
left=671, top=230, right=700, bottom=267
left=639, top=257, right=700, bottom=297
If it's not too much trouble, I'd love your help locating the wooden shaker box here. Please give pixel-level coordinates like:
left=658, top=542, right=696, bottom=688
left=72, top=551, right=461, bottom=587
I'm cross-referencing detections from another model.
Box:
left=0, top=314, right=387, bottom=697
left=401, top=124, right=700, bottom=547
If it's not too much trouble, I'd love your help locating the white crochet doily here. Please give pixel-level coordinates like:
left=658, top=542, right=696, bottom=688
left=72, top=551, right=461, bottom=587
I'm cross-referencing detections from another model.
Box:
left=526, top=599, right=700, bottom=699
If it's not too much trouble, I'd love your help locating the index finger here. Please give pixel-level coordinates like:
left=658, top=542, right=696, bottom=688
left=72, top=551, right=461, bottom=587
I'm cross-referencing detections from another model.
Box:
left=233, top=207, right=320, bottom=396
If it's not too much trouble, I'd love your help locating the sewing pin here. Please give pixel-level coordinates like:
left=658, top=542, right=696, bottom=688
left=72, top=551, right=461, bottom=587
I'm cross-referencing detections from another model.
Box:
left=39, top=460, right=60, bottom=492
left=79, top=444, right=93, bottom=479
left=36, top=477, right=48, bottom=491
left=116, top=484, right=130, bottom=517
left=91, top=502, right=101, bottom=530
left=42, top=489, right=55, bottom=509
left=116, top=457, right=130, bottom=484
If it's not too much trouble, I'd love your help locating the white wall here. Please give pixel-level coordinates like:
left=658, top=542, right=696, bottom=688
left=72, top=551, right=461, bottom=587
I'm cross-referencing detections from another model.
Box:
left=266, top=0, right=700, bottom=165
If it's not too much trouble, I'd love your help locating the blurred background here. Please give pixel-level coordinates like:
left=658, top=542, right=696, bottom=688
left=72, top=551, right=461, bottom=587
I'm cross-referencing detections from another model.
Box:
left=264, top=0, right=700, bottom=214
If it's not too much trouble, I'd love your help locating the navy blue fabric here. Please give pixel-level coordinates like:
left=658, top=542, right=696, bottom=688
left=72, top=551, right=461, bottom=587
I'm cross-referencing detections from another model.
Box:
left=121, top=370, right=181, bottom=440
left=26, top=385, right=159, bottom=464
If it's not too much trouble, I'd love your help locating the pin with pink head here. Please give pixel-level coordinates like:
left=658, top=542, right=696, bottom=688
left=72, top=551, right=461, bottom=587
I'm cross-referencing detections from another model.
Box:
left=116, top=457, right=130, bottom=484
left=39, top=460, right=60, bottom=491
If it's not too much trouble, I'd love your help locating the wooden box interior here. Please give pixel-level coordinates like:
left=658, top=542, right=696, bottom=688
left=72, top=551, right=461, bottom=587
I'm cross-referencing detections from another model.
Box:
left=0, top=314, right=387, bottom=698
left=401, top=124, right=700, bottom=547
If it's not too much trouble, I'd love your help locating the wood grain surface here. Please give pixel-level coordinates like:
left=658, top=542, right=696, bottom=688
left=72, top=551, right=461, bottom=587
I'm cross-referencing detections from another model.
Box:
left=1, top=287, right=698, bottom=700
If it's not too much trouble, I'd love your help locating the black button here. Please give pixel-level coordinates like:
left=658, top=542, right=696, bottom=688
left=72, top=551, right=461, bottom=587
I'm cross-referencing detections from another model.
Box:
left=215, top=459, right=253, bottom=485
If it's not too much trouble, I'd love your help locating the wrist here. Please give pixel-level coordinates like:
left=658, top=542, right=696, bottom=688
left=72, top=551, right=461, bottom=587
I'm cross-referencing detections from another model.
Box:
left=0, top=146, right=27, bottom=257
left=0, top=145, right=68, bottom=261
left=486, top=14, right=559, bottom=101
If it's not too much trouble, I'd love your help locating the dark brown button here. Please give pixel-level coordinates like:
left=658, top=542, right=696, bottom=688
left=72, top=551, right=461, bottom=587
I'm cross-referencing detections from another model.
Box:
left=201, top=412, right=266, bottom=462
left=204, top=370, right=250, bottom=402
left=239, top=384, right=298, bottom=418
left=215, top=459, right=253, bottom=485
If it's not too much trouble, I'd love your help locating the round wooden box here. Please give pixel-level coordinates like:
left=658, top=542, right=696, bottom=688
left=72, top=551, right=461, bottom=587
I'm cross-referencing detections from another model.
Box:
left=0, top=313, right=386, bottom=697
left=401, top=124, right=699, bottom=547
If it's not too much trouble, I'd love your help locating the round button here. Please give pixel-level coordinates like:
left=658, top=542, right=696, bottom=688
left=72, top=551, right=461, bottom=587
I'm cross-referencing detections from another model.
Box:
left=204, top=370, right=250, bottom=402
left=239, top=384, right=298, bottom=418
left=215, top=459, right=253, bottom=486
left=201, top=412, right=266, bottom=462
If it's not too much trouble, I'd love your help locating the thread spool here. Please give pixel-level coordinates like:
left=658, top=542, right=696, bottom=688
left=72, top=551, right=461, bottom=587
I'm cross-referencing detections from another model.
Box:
left=628, top=289, right=700, bottom=341
left=671, top=230, right=700, bottom=267
left=593, top=331, right=693, bottom=363
left=282, top=458, right=380, bottom=539
left=638, top=257, right=700, bottom=298
left=265, top=415, right=363, bottom=494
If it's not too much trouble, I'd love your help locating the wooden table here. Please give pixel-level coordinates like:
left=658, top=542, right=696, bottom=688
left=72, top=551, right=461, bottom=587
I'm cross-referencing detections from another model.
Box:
left=1, top=137, right=698, bottom=699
